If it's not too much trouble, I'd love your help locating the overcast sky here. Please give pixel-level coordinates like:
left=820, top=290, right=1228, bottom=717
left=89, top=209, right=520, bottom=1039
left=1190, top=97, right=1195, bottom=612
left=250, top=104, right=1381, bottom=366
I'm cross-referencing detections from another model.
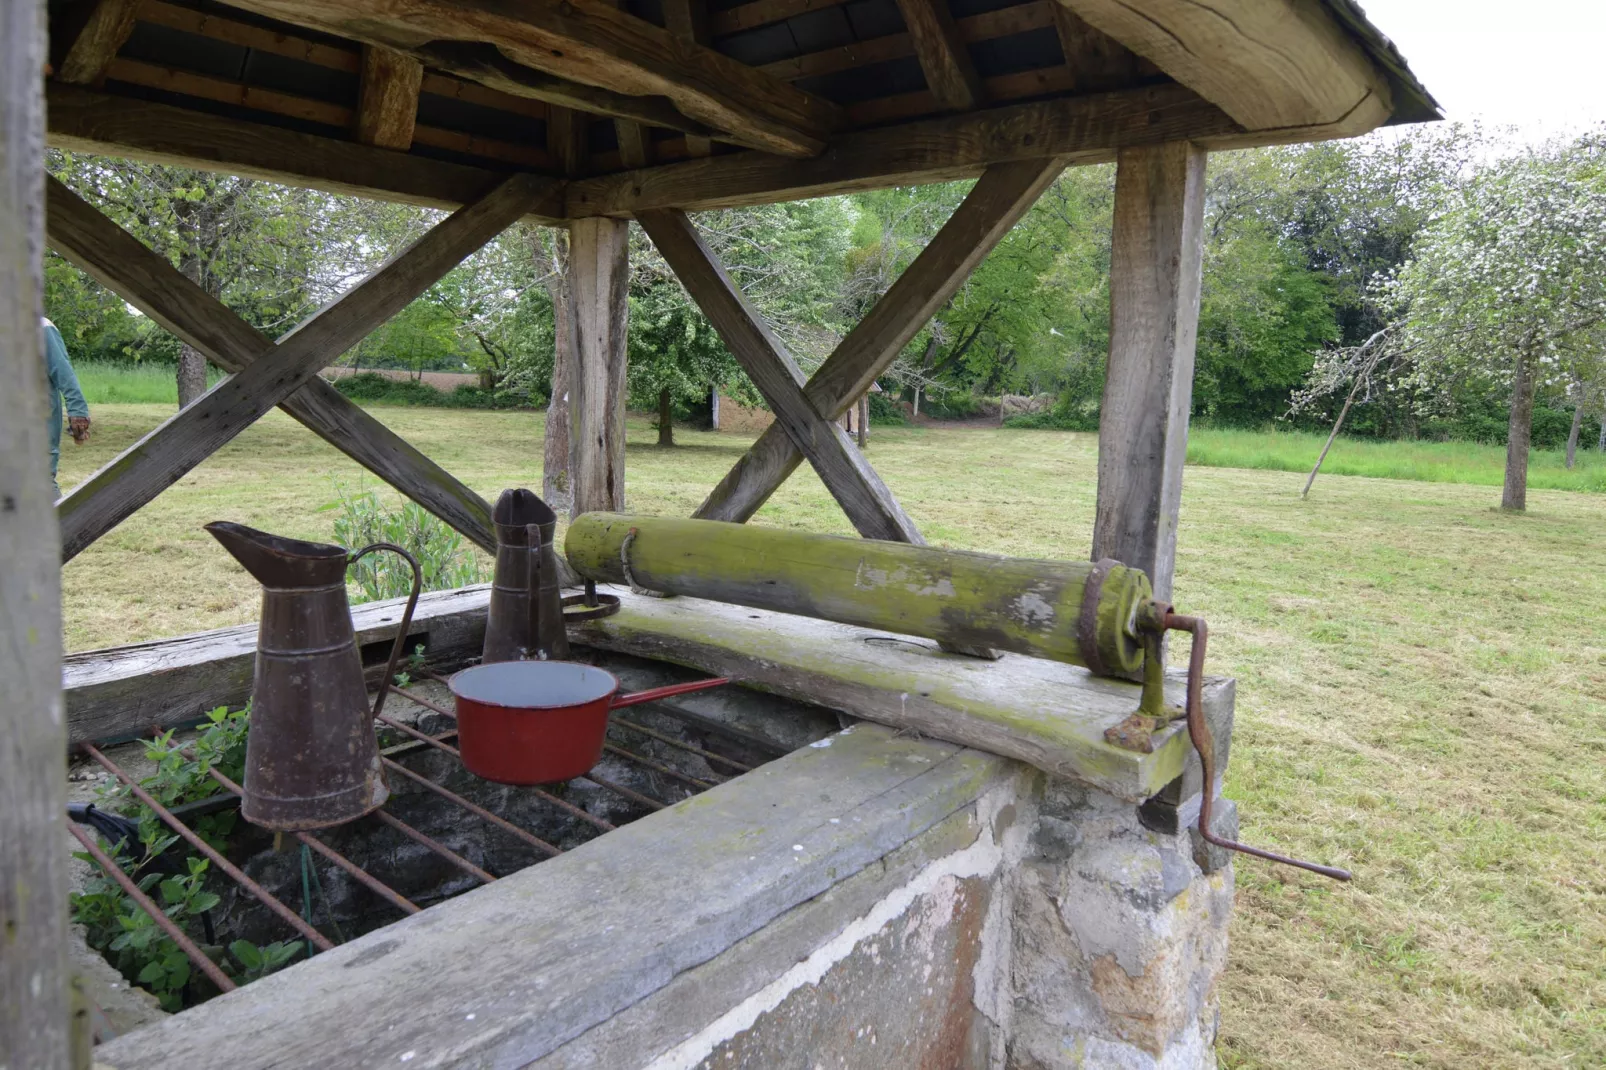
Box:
left=1356, top=0, right=1604, bottom=141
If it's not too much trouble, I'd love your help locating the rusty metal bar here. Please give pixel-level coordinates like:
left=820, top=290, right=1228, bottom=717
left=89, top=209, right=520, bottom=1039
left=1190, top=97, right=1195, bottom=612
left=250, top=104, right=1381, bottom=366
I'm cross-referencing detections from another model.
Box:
left=1162, top=612, right=1352, bottom=883
left=371, top=810, right=495, bottom=884
left=204, top=766, right=423, bottom=914
left=66, top=821, right=239, bottom=994
left=391, top=684, right=455, bottom=721
left=584, top=774, right=665, bottom=811
left=611, top=717, right=754, bottom=773
left=298, top=832, right=422, bottom=915
left=84, top=744, right=335, bottom=952
left=602, top=744, right=719, bottom=790
left=381, top=759, right=561, bottom=857
left=377, top=712, right=457, bottom=753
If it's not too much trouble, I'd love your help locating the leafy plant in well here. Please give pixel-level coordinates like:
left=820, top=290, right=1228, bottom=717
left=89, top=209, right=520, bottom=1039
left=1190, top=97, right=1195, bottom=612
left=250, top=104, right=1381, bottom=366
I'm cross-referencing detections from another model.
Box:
left=324, top=483, right=488, bottom=603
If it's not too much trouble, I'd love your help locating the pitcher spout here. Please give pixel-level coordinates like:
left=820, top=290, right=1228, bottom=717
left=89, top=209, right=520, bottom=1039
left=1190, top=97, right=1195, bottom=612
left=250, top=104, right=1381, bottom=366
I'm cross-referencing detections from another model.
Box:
left=204, top=521, right=350, bottom=588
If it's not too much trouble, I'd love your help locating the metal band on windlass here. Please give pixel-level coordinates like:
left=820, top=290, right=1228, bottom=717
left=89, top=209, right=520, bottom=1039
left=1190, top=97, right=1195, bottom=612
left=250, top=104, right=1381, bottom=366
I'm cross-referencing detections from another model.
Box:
left=1077, top=557, right=1120, bottom=676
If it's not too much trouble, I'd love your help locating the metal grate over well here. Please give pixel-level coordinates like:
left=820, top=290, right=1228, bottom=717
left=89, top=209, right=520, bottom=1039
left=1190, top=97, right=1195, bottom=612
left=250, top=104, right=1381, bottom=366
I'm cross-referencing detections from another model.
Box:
left=68, top=663, right=792, bottom=1018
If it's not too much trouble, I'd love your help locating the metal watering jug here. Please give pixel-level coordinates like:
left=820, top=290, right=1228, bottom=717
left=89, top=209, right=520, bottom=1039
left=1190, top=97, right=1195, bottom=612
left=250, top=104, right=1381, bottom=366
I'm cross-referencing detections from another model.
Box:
left=205, top=521, right=422, bottom=831
left=482, top=489, right=569, bottom=664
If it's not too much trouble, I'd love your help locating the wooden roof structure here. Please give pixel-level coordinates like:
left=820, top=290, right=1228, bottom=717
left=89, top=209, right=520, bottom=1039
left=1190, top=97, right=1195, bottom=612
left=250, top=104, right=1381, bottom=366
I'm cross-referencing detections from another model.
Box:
left=45, top=0, right=1437, bottom=219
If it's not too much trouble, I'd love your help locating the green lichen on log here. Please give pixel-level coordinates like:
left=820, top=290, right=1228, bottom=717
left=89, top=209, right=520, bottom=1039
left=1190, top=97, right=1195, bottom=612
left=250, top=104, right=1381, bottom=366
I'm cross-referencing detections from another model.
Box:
left=565, top=513, right=1151, bottom=676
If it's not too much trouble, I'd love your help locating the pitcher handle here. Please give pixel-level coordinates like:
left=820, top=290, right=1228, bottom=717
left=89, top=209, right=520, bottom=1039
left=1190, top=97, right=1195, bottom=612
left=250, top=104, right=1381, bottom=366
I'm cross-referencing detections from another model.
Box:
left=526, top=522, right=543, bottom=659
left=349, top=542, right=424, bottom=720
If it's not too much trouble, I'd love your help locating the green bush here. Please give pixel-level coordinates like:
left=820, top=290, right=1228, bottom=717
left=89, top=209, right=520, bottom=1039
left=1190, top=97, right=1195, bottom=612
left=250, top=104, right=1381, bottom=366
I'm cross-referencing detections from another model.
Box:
left=324, top=484, right=488, bottom=603
left=918, top=391, right=981, bottom=420
left=1005, top=401, right=1100, bottom=431
left=330, top=372, right=527, bottom=409
left=867, top=392, right=909, bottom=426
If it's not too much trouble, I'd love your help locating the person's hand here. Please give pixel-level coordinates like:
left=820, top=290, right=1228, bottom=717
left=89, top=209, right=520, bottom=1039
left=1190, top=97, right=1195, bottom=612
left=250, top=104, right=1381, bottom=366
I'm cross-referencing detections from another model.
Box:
left=69, top=416, right=91, bottom=444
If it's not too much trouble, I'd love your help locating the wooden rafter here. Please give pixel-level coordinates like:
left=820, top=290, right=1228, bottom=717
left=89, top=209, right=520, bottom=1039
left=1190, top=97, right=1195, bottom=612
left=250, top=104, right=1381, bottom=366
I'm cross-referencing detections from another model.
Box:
left=218, top=0, right=842, bottom=156
left=640, top=209, right=924, bottom=543
left=44, top=176, right=497, bottom=553
left=56, top=173, right=554, bottom=562
left=548, top=107, right=588, bottom=178
left=663, top=0, right=715, bottom=158
left=1054, top=0, right=1391, bottom=137
left=355, top=45, right=423, bottom=151
left=893, top=0, right=984, bottom=112
left=53, top=0, right=139, bottom=85
left=567, top=85, right=1236, bottom=217
left=411, top=41, right=713, bottom=138
left=46, top=85, right=565, bottom=216
left=696, top=157, right=1066, bottom=524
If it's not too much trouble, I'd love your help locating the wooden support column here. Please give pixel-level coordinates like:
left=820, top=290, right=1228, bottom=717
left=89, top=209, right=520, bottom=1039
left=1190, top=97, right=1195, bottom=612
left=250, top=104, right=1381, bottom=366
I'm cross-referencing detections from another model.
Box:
left=57, top=174, right=553, bottom=561
left=695, top=157, right=1066, bottom=523
left=568, top=216, right=629, bottom=517
left=641, top=209, right=922, bottom=542
left=45, top=176, right=497, bottom=552
left=1091, top=142, right=1206, bottom=602
left=2, top=0, right=70, bottom=1062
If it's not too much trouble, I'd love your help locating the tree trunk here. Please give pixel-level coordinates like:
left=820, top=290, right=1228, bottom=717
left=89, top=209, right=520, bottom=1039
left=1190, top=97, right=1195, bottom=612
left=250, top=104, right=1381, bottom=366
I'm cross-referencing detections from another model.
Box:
left=1502, top=355, right=1537, bottom=511
left=912, top=385, right=920, bottom=417
left=857, top=394, right=868, bottom=448
left=176, top=342, right=209, bottom=407
left=535, top=228, right=575, bottom=515
left=1565, top=389, right=1585, bottom=469
left=1599, top=414, right=1605, bottom=453
left=658, top=387, right=674, bottom=447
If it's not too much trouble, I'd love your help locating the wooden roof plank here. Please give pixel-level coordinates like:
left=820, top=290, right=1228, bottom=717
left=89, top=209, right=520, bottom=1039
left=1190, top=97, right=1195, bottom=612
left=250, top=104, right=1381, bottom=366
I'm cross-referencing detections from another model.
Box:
left=1053, top=0, right=1392, bottom=135
left=219, top=0, right=842, bottom=155
left=46, top=83, right=562, bottom=216
left=567, top=84, right=1239, bottom=217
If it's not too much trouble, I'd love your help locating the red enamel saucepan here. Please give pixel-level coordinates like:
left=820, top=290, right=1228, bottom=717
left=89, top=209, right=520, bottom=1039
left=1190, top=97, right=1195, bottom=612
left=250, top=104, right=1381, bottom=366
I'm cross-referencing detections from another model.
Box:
left=448, top=661, right=730, bottom=785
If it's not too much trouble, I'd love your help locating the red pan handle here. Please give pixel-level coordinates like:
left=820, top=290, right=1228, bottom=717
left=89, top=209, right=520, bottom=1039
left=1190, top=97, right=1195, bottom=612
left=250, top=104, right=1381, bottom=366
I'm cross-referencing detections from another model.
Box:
left=610, top=677, right=731, bottom=709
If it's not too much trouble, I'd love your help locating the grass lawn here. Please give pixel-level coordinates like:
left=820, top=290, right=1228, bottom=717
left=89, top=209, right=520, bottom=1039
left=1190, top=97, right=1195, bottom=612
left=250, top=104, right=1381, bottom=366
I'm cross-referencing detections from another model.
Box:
left=57, top=405, right=1605, bottom=1068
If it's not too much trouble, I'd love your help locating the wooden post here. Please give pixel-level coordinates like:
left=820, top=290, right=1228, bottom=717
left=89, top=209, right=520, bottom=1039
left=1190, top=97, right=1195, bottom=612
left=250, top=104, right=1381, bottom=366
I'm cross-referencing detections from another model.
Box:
left=2, top=0, right=70, bottom=1063
left=1091, top=143, right=1206, bottom=603
left=569, top=216, right=629, bottom=517
left=709, top=385, right=720, bottom=430
left=858, top=393, right=869, bottom=448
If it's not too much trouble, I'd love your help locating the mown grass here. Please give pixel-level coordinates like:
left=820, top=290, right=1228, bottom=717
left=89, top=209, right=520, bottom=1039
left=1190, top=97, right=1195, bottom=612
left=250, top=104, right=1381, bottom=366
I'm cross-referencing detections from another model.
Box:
left=1188, top=426, right=1606, bottom=493
left=56, top=409, right=1606, bottom=1069
left=74, top=361, right=226, bottom=405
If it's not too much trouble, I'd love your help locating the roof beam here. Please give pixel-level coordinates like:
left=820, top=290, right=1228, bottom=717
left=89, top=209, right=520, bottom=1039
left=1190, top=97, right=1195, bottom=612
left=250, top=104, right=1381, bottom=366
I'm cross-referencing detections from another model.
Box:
left=354, top=45, right=423, bottom=150
left=53, top=0, right=139, bottom=85
left=216, top=0, right=842, bottom=155
left=45, top=84, right=565, bottom=219
left=1052, top=0, right=1391, bottom=137
left=411, top=41, right=713, bottom=139
left=893, top=0, right=984, bottom=111
left=567, top=84, right=1239, bottom=217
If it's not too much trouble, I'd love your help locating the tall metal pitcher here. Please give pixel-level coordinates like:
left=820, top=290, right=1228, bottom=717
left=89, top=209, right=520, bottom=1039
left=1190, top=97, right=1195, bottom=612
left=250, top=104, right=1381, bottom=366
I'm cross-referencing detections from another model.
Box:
left=205, top=522, right=422, bottom=831
left=483, top=489, right=568, bottom=664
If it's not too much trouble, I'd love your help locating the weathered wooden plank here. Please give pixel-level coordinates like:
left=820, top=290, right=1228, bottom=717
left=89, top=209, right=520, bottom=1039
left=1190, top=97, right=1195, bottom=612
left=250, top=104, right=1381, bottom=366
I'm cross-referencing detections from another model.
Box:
left=1, top=0, right=70, bottom=1060
left=565, top=513, right=1152, bottom=674
left=565, top=84, right=1236, bottom=217
left=614, top=119, right=651, bottom=168
left=411, top=40, right=712, bottom=139
left=218, top=0, right=841, bottom=156
left=96, top=722, right=1005, bottom=1069
left=639, top=209, right=924, bottom=543
left=662, top=0, right=715, bottom=157
left=696, top=158, right=1065, bottom=523
left=893, top=0, right=984, bottom=111
left=1091, top=143, right=1205, bottom=602
left=45, top=176, right=496, bottom=552
left=354, top=44, right=422, bottom=150
left=573, top=592, right=1205, bottom=798
left=45, top=85, right=560, bottom=217
left=64, top=586, right=492, bottom=746
left=547, top=106, right=588, bottom=178
left=54, top=0, right=139, bottom=85
left=56, top=173, right=553, bottom=562
left=569, top=216, right=630, bottom=516
left=1054, top=0, right=1392, bottom=136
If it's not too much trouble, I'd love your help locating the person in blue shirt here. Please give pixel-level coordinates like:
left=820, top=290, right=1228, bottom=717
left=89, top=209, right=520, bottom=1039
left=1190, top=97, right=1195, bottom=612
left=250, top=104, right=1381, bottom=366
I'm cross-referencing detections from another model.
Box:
left=44, top=318, right=91, bottom=498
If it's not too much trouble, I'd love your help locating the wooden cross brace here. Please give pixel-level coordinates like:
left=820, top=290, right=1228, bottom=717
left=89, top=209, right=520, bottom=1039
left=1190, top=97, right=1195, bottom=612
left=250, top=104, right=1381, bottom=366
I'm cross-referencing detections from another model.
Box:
left=51, top=173, right=556, bottom=562
left=670, top=157, right=1069, bottom=530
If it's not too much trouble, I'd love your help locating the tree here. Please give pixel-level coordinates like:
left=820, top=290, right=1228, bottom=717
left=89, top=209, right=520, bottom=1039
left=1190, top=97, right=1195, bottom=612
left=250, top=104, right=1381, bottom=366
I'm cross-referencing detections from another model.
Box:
left=1392, top=135, right=1606, bottom=510
left=48, top=150, right=418, bottom=405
